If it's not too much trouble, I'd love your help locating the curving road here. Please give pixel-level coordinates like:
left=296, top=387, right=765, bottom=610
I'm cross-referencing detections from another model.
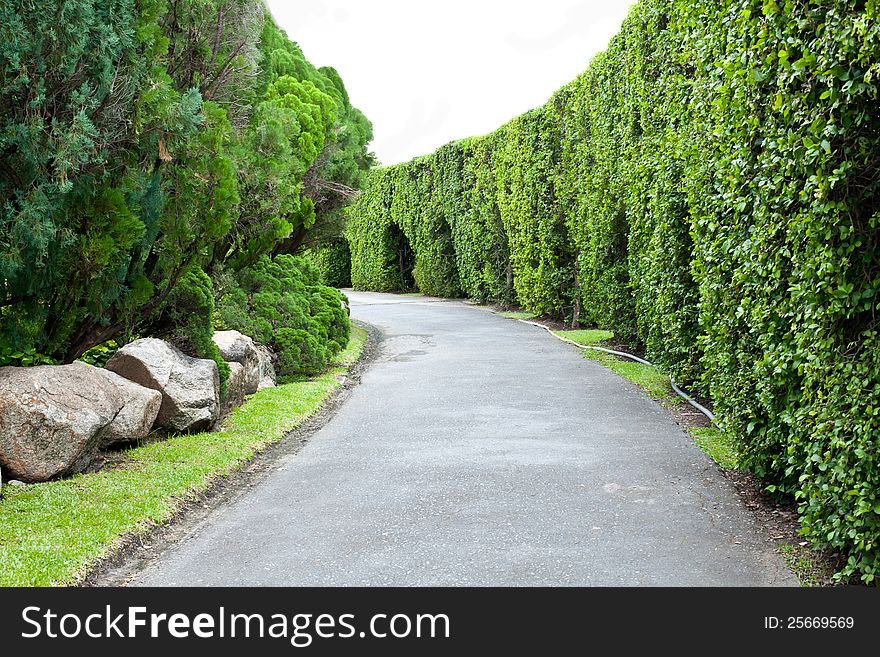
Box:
left=131, top=291, right=796, bottom=586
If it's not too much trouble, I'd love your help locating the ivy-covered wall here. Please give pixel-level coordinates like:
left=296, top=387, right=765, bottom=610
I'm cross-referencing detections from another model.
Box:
left=347, top=0, right=880, bottom=582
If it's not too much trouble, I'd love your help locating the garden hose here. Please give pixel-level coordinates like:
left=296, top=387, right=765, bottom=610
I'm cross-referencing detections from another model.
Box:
left=518, top=319, right=716, bottom=423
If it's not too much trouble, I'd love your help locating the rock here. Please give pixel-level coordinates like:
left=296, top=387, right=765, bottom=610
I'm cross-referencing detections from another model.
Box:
left=225, top=362, right=249, bottom=410
left=106, top=338, right=219, bottom=433
left=213, top=331, right=259, bottom=395
left=255, top=344, right=277, bottom=390
left=0, top=362, right=123, bottom=482
left=94, top=368, right=163, bottom=447
left=213, top=330, right=256, bottom=364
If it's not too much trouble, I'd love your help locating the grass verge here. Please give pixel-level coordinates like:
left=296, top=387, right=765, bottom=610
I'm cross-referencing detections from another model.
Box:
left=779, top=544, right=834, bottom=587
left=553, top=329, right=672, bottom=402
left=499, top=310, right=537, bottom=320
left=0, top=324, right=369, bottom=587
left=690, top=427, right=739, bottom=470
left=553, top=327, right=843, bottom=585
left=554, top=329, right=740, bottom=468
left=553, top=329, right=614, bottom=344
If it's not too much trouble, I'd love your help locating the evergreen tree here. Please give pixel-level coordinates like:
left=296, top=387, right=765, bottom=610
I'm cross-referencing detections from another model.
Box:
left=0, top=1, right=372, bottom=366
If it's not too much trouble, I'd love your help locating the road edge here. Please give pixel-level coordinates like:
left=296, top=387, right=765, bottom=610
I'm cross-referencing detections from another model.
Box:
left=83, top=321, right=383, bottom=587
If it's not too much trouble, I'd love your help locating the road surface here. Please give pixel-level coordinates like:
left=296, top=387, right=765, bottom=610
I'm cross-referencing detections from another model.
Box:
left=132, top=291, right=796, bottom=586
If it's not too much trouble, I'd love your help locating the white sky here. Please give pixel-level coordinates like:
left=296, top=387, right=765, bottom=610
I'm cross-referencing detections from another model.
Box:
left=265, top=1, right=638, bottom=165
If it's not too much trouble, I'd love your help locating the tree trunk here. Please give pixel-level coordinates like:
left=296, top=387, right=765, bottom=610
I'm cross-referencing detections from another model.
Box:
left=64, top=321, right=125, bottom=363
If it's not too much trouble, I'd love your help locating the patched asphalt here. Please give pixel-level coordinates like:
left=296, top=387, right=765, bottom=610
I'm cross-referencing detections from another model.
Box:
left=131, top=291, right=797, bottom=586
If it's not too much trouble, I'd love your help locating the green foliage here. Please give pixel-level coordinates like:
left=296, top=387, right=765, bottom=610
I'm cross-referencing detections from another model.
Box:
left=78, top=341, right=120, bottom=368
left=686, top=0, right=880, bottom=584
left=347, top=0, right=880, bottom=581
left=0, top=0, right=175, bottom=361
left=0, top=1, right=371, bottom=372
left=494, top=107, right=574, bottom=317
left=250, top=18, right=375, bottom=258
left=217, top=72, right=333, bottom=271
left=0, top=0, right=231, bottom=361
left=457, top=136, right=515, bottom=304
left=348, top=156, right=462, bottom=297
left=305, top=239, right=352, bottom=288
left=160, top=0, right=265, bottom=126
left=217, top=255, right=349, bottom=379
left=347, top=168, right=411, bottom=291
left=0, top=348, right=57, bottom=368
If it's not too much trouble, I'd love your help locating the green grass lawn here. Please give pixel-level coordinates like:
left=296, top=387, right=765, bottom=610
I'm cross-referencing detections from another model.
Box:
left=690, top=427, right=739, bottom=470
left=499, top=310, right=538, bottom=320
left=0, top=325, right=368, bottom=587
left=554, top=329, right=671, bottom=399
left=552, top=329, right=614, bottom=345
left=588, top=353, right=672, bottom=400
left=554, top=328, right=740, bottom=466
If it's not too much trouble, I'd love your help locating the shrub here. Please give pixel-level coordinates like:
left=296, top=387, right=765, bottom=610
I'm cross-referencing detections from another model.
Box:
left=0, top=2, right=371, bottom=365
left=348, top=169, right=409, bottom=292
left=348, top=158, right=462, bottom=297
left=77, top=341, right=120, bottom=368
left=218, top=255, right=349, bottom=379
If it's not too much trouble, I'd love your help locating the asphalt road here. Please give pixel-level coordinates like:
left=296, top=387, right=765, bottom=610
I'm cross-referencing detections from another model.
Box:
left=132, top=291, right=796, bottom=586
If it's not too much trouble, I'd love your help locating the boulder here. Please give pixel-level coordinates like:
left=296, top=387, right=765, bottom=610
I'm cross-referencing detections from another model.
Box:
left=225, top=362, right=248, bottom=409
left=106, top=338, right=219, bottom=433
left=213, top=330, right=256, bottom=364
left=255, top=344, right=277, bottom=390
left=213, top=331, right=259, bottom=395
left=0, top=363, right=123, bottom=482
left=94, top=368, right=163, bottom=447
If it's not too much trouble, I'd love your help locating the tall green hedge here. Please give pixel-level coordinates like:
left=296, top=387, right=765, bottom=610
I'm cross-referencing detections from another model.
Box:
left=347, top=0, right=880, bottom=582
left=305, top=238, right=353, bottom=288
left=348, top=168, right=403, bottom=291
left=456, top=136, right=515, bottom=304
